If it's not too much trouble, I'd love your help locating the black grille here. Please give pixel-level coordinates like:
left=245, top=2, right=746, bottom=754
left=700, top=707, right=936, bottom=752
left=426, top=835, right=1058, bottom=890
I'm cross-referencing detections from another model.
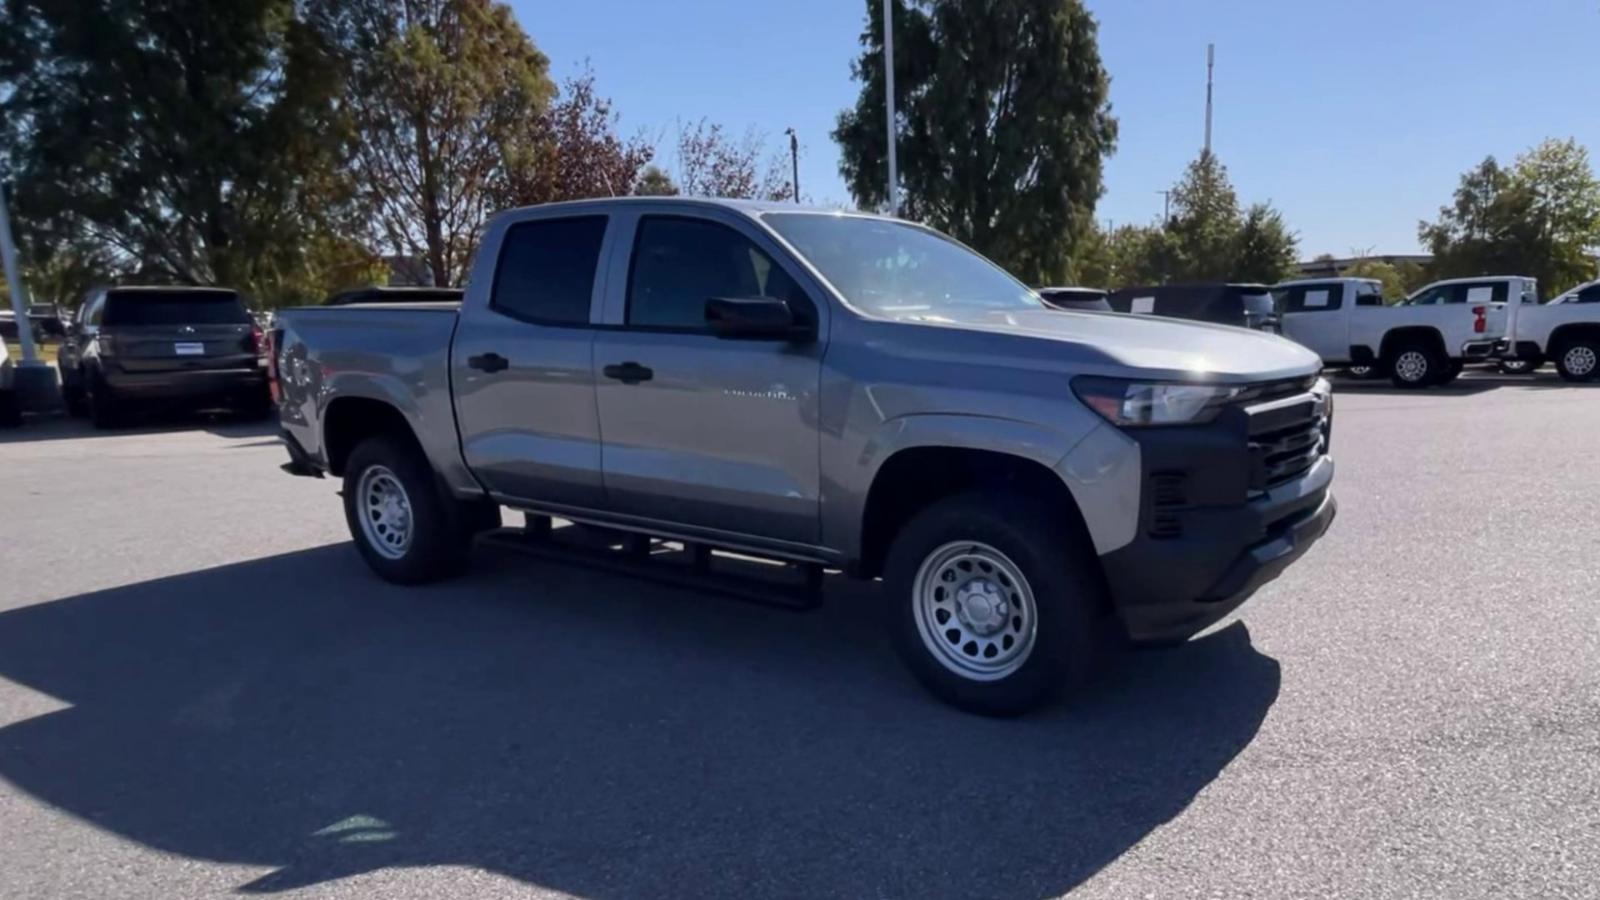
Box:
left=1248, top=400, right=1325, bottom=489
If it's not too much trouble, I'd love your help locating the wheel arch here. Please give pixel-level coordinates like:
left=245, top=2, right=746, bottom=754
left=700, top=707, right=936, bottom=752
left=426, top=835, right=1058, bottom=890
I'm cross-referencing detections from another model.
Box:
left=856, top=444, right=1095, bottom=580
left=1380, top=326, right=1448, bottom=360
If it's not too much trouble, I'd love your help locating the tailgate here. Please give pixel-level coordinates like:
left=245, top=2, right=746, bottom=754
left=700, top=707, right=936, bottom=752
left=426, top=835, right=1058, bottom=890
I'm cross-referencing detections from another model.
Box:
left=110, top=324, right=257, bottom=373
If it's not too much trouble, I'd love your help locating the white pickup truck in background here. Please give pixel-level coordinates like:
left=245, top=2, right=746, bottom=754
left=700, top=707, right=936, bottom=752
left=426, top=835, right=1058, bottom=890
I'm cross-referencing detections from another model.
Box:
left=1499, top=278, right=1600, bottom=382
left=1275, top=276, right=1536, bottom=387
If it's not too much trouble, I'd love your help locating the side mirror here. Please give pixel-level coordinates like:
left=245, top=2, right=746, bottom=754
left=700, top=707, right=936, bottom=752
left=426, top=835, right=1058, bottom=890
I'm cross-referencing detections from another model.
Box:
left=705, top=296, right=813, bottom=341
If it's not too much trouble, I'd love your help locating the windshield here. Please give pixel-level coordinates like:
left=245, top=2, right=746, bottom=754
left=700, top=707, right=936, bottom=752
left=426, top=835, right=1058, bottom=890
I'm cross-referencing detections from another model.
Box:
left=762, top=213, right=1042, bottom=317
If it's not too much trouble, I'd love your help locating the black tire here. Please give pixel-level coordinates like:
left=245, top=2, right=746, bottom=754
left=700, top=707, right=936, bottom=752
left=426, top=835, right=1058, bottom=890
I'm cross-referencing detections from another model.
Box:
left=63, top=380, right=87, bottom=417
left=86, top=372, right=126, bottom=429
left=0, top=391, right=20, bottom=428
left=1435, top=359, right=1464, bottom=385
left=884, top=492, right=1107, bottom=717
left=1386, top=342, right=1443, bottom=389
left=1498, top=356, right=1541, bottom=375
left=1555, top=339, right=1600, bottom=383
left=342, top=434, right=498, bottom=584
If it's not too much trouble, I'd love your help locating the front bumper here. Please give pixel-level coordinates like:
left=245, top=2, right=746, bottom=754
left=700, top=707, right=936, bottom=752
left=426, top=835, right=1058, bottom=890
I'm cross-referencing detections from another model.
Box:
left=1098, top=382, right=1336, bottom=643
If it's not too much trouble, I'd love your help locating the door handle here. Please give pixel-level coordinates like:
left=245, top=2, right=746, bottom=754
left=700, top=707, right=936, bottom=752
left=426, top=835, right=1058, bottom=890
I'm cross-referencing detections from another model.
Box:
left=467, top=352, right=509, bottom=373
left=602, top=361, right=654, bottom=384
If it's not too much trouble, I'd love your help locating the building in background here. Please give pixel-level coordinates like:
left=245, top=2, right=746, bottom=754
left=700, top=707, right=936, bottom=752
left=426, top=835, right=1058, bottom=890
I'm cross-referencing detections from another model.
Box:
left=1297, top=254, right=1431, bottom=279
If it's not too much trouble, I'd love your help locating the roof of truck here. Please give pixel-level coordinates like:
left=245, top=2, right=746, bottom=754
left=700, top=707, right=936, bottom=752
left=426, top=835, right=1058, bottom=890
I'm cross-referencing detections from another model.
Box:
left=490, top=196, right=869, bottom=221
left=1273, top=277, right=1382, bottom=287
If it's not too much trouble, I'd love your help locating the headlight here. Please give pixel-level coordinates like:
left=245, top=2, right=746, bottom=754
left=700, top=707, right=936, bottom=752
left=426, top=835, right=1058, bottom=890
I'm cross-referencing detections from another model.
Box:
left=1072, top=377, right=1244, bottom=427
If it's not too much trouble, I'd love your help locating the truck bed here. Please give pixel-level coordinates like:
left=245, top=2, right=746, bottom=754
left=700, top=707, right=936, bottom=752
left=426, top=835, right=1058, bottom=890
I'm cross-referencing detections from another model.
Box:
left=273, top=303, right=476, bottom=492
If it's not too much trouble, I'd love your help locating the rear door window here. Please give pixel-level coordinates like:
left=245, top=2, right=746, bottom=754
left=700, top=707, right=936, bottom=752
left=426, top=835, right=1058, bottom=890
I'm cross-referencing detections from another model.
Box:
left=490, top=216, right=609, bottom=325
left=103, top=292, right=250, bottom=326
left=1279, top=284, right=1342, bottom=312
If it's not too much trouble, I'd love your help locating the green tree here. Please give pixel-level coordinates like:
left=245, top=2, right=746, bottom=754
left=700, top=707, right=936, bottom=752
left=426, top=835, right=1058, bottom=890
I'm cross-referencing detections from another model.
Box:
left=1420, top=138, right=1600, bottom=296
left=0, top=0, right=356, bottom=294
left=634, top=165, right=680, bottom=196
left=1104, top=224, right=1176, bottom=288
left=1343, top=258, right=1408, bottom=302
left=833, top=0, right=1118, bottom=284
left=1167, top=151, right=1243, bottom=280
left=1231, top=203, right=1298, bottom=284
left=310, top=0, right=555, bottom=286
left=1104, top=152, right=1296, bottom=286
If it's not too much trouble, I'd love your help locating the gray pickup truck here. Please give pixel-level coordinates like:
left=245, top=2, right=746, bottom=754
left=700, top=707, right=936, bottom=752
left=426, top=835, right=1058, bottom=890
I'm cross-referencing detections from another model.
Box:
left=274, top=198, right=1336, bottom=715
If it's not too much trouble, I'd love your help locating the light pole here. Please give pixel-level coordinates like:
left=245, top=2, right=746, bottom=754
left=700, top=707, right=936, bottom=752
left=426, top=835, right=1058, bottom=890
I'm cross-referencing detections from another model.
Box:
left=0, top=182, right=61, bottom=413
left=883, top=0, right=899, bottom=217
left=784, top=127, right=800, bottom=203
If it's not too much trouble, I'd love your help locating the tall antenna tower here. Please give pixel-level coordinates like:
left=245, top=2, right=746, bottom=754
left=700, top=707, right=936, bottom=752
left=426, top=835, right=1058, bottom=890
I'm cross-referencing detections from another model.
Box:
left=1204, top=43, right=1215, bottom=155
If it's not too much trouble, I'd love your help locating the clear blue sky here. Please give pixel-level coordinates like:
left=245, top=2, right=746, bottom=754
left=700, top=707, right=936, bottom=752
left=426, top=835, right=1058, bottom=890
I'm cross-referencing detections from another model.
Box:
left=515, top=0, right=1600, bottom=259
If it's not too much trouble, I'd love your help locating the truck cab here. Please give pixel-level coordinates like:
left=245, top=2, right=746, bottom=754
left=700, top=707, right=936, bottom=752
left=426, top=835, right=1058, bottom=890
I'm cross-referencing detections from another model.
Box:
left=1275, top=275, right=1536, bottom=387
left=1500, top=278, right=1600, bottom=381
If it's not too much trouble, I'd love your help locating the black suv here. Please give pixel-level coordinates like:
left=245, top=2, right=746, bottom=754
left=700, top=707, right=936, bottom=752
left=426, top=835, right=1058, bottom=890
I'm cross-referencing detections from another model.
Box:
left=59, top=287, right=270, bottom=428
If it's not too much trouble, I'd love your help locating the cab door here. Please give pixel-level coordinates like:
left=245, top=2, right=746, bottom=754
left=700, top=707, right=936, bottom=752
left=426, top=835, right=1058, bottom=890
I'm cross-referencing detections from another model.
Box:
left=589, top=210, right=827, bottom=546
left=451, top=214, right=614, bottom=508
left=1278, top=282, right=1348, bottom=360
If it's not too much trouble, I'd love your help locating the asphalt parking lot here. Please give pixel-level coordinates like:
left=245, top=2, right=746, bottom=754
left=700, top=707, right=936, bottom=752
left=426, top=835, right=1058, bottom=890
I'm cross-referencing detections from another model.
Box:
left=2, top=373, right=1598, bottom=900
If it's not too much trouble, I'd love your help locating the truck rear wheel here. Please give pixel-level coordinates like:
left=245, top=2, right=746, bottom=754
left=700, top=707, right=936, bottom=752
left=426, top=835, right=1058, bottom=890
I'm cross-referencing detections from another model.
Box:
left=342, top=434, right=498, bottom=584
left=883, top=492, right=1105, bottom=717
left=1555, top=340, right=1600, bottom=383
left=1387, top=343, right=1442, bottom=388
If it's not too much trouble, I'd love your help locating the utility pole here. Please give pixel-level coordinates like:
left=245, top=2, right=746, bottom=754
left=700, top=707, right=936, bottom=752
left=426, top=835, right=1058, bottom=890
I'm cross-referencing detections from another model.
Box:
left=1204, top=43, right=1215, bottom=156
left=883, top=0, right=899, bottom=216
left=0, top=181, right=62, bottom=413
left=784, top=127, right=800, bottom=203
left=1157, top=190, right=1172, bottom=223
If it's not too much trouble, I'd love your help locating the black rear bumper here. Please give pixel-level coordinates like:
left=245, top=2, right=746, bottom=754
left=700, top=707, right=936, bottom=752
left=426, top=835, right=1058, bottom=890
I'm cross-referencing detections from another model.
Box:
left=1099, top=383, right=1336, bottom=643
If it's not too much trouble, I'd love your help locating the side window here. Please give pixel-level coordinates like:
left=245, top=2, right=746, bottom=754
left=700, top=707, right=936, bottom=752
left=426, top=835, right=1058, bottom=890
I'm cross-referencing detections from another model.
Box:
left=1354, top=284, right=1385, bottom=306
left=627, top=216, right=811, bottom=330
left=1460, top=282, right=1503, bottom=305
left=1577, top=285, right=1600, bottom=304
left=1280, top=284, right=1341, bottom=312
left=1410, top=284, right=1460, bottom=305
left=490, top=216, right=608, bottom=325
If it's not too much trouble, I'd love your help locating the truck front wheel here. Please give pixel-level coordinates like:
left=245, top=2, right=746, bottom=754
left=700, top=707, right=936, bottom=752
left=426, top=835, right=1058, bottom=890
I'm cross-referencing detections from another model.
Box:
left=1555, top=341, right=1600, bottom=383
left=884, top=493, right=1106, bottom=717
left=342, top=435, right=499, bottom=584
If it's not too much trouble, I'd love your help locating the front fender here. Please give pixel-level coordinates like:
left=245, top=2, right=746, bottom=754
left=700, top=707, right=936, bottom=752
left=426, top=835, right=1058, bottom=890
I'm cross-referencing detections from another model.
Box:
left=825, top=412, right=1135, bottom=562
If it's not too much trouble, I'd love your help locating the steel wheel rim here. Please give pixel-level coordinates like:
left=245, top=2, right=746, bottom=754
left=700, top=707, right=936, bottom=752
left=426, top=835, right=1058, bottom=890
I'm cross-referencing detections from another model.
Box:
left=1565, top=346, right=1597, bottom=377
left=1396, top=350, right=1429, bottom=382
left=357, top=465, right=413, bottom=560
left=1349, top=366, right=1371, bottom=377
left=912, top=541, right=1039, bottom=681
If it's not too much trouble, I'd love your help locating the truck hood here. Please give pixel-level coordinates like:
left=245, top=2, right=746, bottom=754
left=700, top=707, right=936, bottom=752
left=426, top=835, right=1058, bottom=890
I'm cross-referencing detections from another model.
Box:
left=891, top=307, right=1323, bottom=382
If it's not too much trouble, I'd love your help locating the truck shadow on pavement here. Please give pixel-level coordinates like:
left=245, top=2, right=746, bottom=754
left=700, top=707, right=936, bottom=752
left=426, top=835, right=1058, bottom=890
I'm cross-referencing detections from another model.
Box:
left=0, top=543, right=1280, bottom=898
left=0, top=413, right=278, bottom=445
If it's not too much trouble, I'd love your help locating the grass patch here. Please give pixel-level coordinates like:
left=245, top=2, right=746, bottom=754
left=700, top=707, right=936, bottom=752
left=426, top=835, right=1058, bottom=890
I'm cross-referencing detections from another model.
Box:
left=4, top=342, right=59, bottom=366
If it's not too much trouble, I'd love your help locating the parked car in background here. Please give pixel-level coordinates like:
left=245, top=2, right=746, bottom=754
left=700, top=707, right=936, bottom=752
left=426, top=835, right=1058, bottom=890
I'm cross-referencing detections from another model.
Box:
left=1036, top=286, right=1111, bottom=312
left=324, top=286, right=465, bottom=306
left=58, top=286, right=271, bottom=428
left=273, top=198, right=1336, bottom=716
left=0, top=308, right=42, bottom=344
left=28, top=303, right=66, bottom=338
left=0, top=336, right=18, bottom=427
left=1107, top=283, right=1279, bottom=332
left=1498, top=278, right=1600, bottom=381
left=1274, top=276, right=1535, bottom=387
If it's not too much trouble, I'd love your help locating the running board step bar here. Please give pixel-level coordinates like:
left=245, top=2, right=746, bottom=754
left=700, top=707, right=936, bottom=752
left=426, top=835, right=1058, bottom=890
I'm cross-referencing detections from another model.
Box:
left=477, top=517, right=824, bottom=612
